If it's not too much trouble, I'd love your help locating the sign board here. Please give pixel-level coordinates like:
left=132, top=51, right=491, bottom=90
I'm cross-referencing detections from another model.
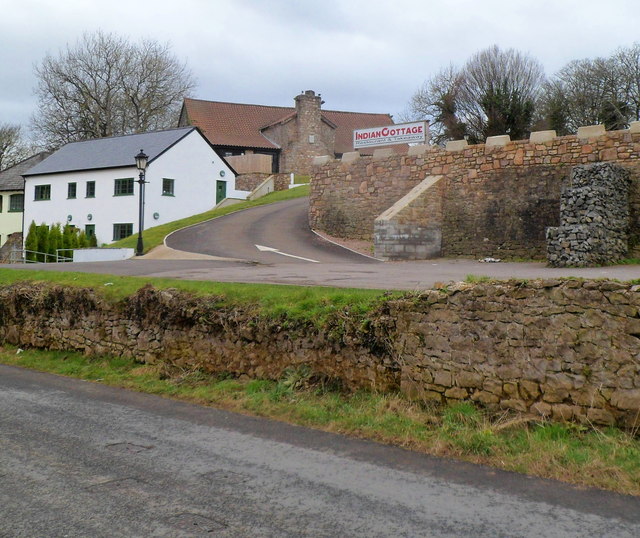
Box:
left=353, top=121, right=427, bottom=149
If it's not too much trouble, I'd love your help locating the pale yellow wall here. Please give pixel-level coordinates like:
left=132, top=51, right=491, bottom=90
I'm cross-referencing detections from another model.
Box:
left=0, top=190, right=23, bottom=247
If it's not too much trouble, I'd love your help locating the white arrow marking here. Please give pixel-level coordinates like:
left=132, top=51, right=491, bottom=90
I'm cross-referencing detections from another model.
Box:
left=255, top=244, right=320, bottom=263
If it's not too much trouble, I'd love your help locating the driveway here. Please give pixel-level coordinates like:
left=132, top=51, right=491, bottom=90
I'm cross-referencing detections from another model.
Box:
left=165, top=197, right=377, bottom=265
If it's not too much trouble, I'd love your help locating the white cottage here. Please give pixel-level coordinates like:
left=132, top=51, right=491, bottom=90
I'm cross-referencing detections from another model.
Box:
left=22, top=127, right=245, bottom=245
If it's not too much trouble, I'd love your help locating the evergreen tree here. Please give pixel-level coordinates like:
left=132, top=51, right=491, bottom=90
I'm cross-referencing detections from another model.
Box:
left=48, top=223, right=63, bottom=261
left=24, top=221, right=38, bottom=262
left=77, top=231, right=88, bottom=249
left=62, top=224, right=74, bottom=251
left=36, top=224, right=49, bottom=262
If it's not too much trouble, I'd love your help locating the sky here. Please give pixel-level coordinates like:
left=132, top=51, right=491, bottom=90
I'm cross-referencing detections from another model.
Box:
left=2, top=0, right=640, bottom=136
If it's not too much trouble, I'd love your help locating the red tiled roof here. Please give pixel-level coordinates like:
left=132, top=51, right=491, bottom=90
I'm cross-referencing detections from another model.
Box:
left=182, top=98, right=395, bottom=154
left=183, top=98, right=289, bottom=149
left=322, top=109, right=395, bottom=154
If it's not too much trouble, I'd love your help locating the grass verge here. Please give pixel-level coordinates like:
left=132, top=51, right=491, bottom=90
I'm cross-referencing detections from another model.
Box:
left=0, top=269, right=392, bottom=324
left=110, top=184, right=310, bottom=253
left=1, top=345, right=638, bottom=496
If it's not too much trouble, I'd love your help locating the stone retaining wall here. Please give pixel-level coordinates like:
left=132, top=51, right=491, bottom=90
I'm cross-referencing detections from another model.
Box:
left=310, top=126, right=640, bottom=259
left=0, top=280, right=638, bottom=428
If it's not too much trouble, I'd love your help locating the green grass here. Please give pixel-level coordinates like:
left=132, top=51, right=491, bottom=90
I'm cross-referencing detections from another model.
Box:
left=0, top=268, right=393, bottom=324
left=110, top=184, right=310, bottom=253
left=1, top=346, right=639, bottom=496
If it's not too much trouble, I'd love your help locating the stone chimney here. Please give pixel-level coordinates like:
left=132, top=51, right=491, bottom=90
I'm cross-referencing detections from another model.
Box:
left=294, top=90, right=323, bottom=142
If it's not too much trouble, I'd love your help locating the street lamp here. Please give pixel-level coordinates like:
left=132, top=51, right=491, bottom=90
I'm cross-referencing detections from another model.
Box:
left=135, top=149, right=148, bottom=256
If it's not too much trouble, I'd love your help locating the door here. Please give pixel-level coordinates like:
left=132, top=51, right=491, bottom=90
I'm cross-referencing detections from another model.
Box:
left=216, top=180, right=227, bottom=205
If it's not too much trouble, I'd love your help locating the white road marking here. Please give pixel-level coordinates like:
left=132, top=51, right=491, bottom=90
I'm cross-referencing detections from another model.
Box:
left=255, top=244, right=320, bottom=263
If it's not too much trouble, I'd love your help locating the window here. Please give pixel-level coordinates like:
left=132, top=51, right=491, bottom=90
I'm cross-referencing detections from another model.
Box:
left=0, top=195, right=3, bottom=212
left=68, top=182, right=77, bottom=199
left=85, top=224, right=95, bottom=238
left=34, top=184, right=51, bottom=201
left=114, top=178, right=134, bottom=196
left=113, top=223, right=133, bottom=240
left=162, top=178, right=175, bottom=196
left=9, top=194, right=23, bottom=212
left=86, top=181, right=95, bottom=198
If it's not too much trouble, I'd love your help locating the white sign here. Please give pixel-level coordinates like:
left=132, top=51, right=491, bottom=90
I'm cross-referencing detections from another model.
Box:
left=353, top=121, right=427, bottom=149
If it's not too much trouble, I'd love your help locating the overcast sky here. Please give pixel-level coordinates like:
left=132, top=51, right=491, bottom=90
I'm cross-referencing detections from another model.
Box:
left=2, top=0, right=639, bottom=135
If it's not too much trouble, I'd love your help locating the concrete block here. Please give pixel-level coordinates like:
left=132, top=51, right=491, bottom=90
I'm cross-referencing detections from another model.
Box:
left=485, top=135, right=511, bottom=147
left=445, top=139, right=468, bottom=152
left=341, top=151, right=360, bottom=163
left=577, top=124, right=605, bottom=139
left=629, top=121, right=640, bottom=134
left=372, top=148, right=394, bottom=161
left=407, top=144, right=428, bottom=156
left=529, top=130, right=557, bottom=143
left=312, top=155, right=332, bottom=166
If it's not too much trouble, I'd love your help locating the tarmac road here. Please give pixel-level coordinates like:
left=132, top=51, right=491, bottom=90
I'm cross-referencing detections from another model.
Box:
left=165, top=197, right=376, bottom=265
left=2, top=364, right=639, bottom=538
left=1, top=257, right=638, bottom=291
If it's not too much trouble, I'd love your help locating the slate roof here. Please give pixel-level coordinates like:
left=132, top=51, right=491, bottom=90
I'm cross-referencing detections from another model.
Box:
left=0, top=152, right=51, bottom=190
left=24, top=127, right=196, bottom=177
left=181, top=98, right=395, bottom=154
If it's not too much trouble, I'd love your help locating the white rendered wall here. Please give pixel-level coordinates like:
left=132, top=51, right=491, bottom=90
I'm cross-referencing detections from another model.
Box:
left=73, top=248, right=134, bottom=262
left=23, top=131, right=245, bottom=245
left=0, top=190, right=23, bottom=246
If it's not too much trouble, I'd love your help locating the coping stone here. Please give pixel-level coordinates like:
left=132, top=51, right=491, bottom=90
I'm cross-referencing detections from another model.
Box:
left=485, top=135, right=511, bottom=147
left=372, top=148, right=395, bottom=161
left=629, top=121, right=640, bottom=134
left=445, top=140, right=468, bottom=152
left=407, top=144, right=429, bottom=156
left=577, top=124, right=606, bottom=139
left=529, top=130, right=557, bottom=143
left=341, top=151, right=360, bottom=163
left=312, top=155, right=332, bottom=166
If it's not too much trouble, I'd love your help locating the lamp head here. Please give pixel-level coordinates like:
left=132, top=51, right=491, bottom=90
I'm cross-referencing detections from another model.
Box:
left=135, top=149, right=148, bottom=172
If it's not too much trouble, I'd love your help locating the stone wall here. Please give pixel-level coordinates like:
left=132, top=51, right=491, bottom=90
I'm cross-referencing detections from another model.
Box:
left=0, top=232, right=21, bottom=263
left=1, top=280, right=639, bottom=428
left=374, top=175, right=444, bottom=260
left=235, top=173, right=291, bottom=194
left=310, top=125, right=640, bottom=259
left=547, top=163, right=631, bottom=266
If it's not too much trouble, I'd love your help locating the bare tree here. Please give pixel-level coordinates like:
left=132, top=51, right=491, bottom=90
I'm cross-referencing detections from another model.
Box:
left=32, top=31, right=196, bottom=148
left=541, top=52, right=634, bottom=133
left=458, top=46, right=545, bottom=142
left=0, top=123, right=29, bottom=171
left=616, top=43, right=640, bottom=122
left=405, top=46, right=545, bottom=144
left=405, top=65, right=467, bottom=145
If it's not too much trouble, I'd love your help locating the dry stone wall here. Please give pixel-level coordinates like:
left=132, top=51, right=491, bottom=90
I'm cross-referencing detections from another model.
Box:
left=0, top=280, right=639, bottom=429
left=310, top=127, right=640, bottom=259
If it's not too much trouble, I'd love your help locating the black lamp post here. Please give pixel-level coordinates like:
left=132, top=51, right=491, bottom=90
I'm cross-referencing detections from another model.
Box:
left=135, top=149, right=148, bottom=256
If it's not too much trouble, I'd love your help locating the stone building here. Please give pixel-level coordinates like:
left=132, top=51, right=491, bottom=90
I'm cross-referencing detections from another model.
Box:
left=178, top=90, right=396, bottom=175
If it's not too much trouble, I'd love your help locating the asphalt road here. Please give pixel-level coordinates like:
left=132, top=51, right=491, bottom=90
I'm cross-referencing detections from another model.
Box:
left=165, top=197, right=376, bottom=265
left=1, top=365, right=639, bottom=538
left=2, top=257, right=639, bottom=291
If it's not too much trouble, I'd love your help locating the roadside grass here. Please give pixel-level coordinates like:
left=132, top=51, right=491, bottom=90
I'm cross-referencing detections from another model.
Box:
left=0, top=269, right=391, bottom=324
left=109, top=184, right=310, bottom=253
left=1, top=346, right=639, bottom=497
